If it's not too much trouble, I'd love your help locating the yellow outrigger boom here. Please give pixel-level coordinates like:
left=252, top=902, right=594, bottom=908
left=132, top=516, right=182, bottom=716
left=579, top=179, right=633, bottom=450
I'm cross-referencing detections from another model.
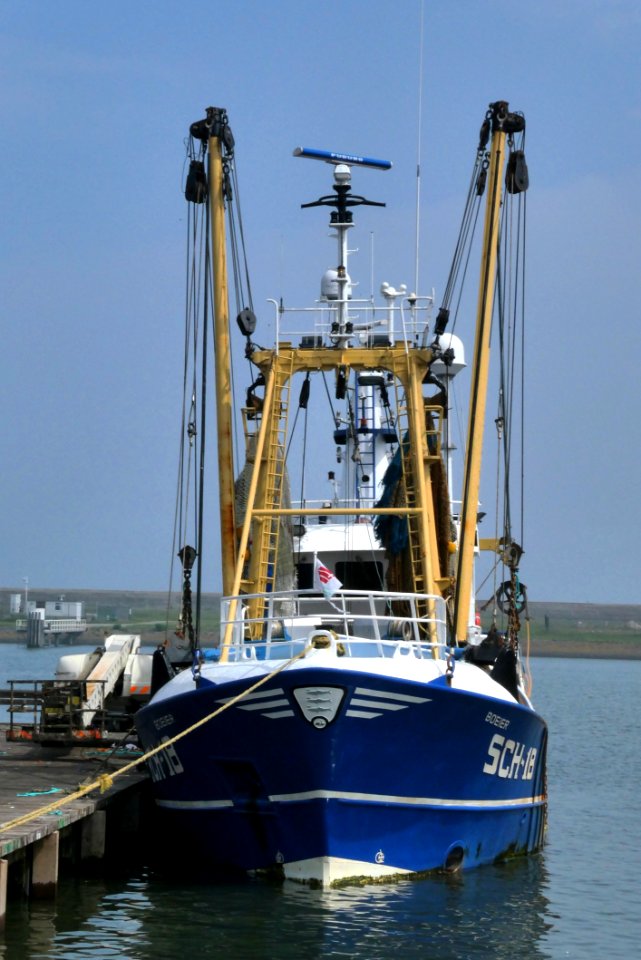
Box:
left=206, top=108, right=237, bottom=596
left=453, top=101, right=516, bottom=643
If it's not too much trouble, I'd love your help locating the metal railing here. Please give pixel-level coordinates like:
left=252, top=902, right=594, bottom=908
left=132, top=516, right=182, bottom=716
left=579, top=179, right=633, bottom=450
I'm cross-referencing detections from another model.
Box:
left=219, top=587, right=448, bottom=662
left=2, top=678, right=109, bottom=742
left=16, top=618, right=88, bottom=633
left=267, top=296, right=435, bottom=351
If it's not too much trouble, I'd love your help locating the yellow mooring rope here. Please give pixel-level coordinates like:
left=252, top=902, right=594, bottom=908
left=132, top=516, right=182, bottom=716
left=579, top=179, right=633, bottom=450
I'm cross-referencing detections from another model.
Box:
left=0, top=644, right=311, bottom=837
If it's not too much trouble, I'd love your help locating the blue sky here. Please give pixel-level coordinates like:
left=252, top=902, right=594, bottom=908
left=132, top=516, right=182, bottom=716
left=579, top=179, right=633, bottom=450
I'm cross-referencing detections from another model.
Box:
left=2, top=0, right=640, bottom=603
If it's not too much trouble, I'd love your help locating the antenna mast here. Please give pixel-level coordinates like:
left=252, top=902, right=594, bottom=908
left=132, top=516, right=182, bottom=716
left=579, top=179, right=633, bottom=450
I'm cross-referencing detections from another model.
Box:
left=414, top=0, right=425, bottom=295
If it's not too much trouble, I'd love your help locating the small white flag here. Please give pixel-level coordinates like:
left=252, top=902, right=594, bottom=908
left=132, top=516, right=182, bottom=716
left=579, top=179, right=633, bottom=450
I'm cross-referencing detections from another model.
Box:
left=313, top=556, right=342, bottom=599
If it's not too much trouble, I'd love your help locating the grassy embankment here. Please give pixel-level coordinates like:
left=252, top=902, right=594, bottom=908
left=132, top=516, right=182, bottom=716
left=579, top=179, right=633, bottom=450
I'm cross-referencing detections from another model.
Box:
left=1, top=588, right=640, bottom=658
left=492, top=600, right=641, bottom=659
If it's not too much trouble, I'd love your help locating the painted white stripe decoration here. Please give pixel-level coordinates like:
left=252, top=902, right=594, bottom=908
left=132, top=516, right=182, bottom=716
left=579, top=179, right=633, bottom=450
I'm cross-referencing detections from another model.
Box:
left=216, top=688, right=285, bottom=704
left=160, top=789, right=546, bottom=811
left=269, top=789, right=547, bottom=809
left=345, top=709, right=383, bottom=719
left=350, top=699, right=407, bottom=710
left=354, top=687, right=430, bottom=704
left=237, top=699, right=290, bottom=711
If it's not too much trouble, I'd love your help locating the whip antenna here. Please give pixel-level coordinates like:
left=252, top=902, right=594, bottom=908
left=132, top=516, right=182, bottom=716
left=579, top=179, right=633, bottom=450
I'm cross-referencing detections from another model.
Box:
left=414, top=0, right=425, bottom=295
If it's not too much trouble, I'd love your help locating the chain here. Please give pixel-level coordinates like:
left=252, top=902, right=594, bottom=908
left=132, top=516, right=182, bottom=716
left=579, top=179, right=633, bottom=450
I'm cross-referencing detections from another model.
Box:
left=506, top=568, right=521, bottom=651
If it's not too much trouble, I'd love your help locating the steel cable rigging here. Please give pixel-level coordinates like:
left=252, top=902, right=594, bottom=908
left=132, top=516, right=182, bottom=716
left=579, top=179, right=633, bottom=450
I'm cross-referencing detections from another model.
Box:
left=171, top=115, right=260, bottom=652
left=167, top=132, right=210, bottom=652
left=490, top=121, right=528, bottom=629
left=429, top=109, right=529, bottom=635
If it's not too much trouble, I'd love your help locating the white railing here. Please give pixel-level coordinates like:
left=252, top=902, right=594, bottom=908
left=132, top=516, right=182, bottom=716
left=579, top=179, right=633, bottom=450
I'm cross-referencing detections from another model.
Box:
left=16, top=618, right=87, bottom=634
left=267, top=298, right=434, bottom=351
left=219, top=588, right=448, bottom=663
left=290, top=497, right=383, bottom=511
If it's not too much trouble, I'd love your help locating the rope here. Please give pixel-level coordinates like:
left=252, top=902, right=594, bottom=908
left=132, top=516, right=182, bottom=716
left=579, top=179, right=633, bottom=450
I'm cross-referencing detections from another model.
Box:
left=0, top=644, right=311, bottom=837
left=522, top=617, right=533, bottom=698
left=195, top=216, right=211, bottom=645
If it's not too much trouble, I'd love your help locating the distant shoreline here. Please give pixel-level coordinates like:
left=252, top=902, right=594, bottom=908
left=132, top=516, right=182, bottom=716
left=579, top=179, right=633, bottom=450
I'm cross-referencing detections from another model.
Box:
left=528, top=640, right=641, bottom=661
left=1, top=632, right=639, bottom=660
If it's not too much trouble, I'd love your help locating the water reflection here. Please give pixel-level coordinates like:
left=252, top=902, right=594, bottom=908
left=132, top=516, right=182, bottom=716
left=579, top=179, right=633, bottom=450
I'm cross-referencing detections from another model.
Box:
left=1, top=856, right=552, bottom=960
left=3, top=657, right=639, bottom=959
left=274, top=857, right=552, bottom=960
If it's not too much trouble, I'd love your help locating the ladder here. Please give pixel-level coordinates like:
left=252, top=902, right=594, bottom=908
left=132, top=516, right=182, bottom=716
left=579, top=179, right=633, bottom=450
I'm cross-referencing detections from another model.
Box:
left=244, top=354, right=294, bottom=605
left=394, top=369, right=445, bottom=637
left=395, top=388, right=426, bottom=597
left=356, top=385, right=377, bottom=506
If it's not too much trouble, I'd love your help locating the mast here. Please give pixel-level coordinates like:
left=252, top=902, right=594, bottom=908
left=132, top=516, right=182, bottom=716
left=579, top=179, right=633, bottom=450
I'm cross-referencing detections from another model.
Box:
left=205, top=107, right=237, bottom=596
left=453, top=101, right=522, bottom=643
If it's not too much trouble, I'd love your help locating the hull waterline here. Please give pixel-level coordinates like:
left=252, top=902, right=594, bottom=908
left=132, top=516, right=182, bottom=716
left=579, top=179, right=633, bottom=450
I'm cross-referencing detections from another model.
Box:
left=136, top=662, right=547, bottom=885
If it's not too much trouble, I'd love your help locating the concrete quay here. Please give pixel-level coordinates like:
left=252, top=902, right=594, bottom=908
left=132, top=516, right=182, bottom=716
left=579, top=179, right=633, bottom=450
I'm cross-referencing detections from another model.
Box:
left=0, top=724, right=149, bottom=929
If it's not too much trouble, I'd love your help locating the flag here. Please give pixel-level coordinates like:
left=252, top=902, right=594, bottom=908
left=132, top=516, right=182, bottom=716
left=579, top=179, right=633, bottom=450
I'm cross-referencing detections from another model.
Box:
left=313, top=556, right=342, bottom=599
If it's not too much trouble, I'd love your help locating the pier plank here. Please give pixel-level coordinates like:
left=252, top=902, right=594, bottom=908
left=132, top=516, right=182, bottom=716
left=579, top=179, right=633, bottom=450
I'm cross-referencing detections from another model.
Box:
left=0, top=725, right=147, bottom=861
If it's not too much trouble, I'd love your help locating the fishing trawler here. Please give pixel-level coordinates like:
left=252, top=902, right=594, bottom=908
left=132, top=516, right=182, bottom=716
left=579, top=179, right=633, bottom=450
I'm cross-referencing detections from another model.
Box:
left=135, top=101, right=547, bottom=885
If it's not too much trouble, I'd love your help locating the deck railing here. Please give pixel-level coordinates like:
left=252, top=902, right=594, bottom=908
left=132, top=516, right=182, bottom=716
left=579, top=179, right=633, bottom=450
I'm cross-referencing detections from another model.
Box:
left=15, top=618, right=88, bottom=634
left=219, top=588, right=448, bottom=662
left=268, top=296, right=435, bottom=351
left=1, top=678, right=109, bottom=742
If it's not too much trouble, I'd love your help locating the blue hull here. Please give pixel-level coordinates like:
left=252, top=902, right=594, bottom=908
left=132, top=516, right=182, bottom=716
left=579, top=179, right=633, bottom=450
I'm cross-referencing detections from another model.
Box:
left=135, top=667, right=547, bottom=882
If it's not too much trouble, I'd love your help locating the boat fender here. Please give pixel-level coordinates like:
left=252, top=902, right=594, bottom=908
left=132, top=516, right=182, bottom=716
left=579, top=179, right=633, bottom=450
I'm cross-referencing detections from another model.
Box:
left=185, top=160, right=207, bottom=204
left=299, top=374, right=311, bottom=409
left=150, top=647, right=176, bottom=696
left=434, top=306, right=450, bottom=337
left=491, top=646, right=520, bottom=700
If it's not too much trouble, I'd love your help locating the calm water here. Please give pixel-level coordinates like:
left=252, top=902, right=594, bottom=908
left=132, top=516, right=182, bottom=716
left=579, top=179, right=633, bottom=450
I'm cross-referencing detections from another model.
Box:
left=1, top=646, right=639, bottom=959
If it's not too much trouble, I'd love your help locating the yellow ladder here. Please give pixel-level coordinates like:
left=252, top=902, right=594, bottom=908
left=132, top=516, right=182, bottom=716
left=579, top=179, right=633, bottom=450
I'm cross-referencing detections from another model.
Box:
left=394, top=370, right=445, bottom=638
left=244, top=353, right=294, bottom=601
left=394, top=388, right=426, bottom=598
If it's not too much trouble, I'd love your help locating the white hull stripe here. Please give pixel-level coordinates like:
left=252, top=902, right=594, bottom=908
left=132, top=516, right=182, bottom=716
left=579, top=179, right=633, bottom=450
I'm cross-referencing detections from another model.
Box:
left=215, top=685, right=430, bottom=720
left=157, top=798, right=234, bottom=809
left=269, top=789, right=546, bottom=808
left=157, top=789, right=546, bottom=811
left=350, top=698, right=407, bottom=710
left=216, top=688, right=429, bottom=708
left=237, top=699, right=290, bottom=711
left=216, top=688, right=285, bottom=704
left=354, top=687, right=430, bottom=704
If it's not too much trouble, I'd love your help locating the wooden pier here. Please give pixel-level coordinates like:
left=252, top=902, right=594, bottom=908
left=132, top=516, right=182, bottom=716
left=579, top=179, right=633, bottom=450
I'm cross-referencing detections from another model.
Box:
left=0, top=724, right=149, bottom=928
